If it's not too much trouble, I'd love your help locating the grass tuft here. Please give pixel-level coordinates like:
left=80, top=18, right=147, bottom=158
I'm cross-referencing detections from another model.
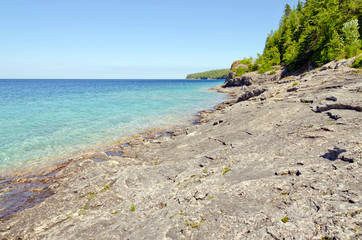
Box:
left=130, top=204, right=136, bottom=212
left=281, top=216, right=288, bottom=223
left=222, top=167, right=231, bottom=175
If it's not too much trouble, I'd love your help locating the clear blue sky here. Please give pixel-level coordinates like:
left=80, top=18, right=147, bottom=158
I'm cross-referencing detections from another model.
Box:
left=0, top=0, right=300, bottom=79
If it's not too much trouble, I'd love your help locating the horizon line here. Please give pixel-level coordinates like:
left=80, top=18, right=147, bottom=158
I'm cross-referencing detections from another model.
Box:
left=0, top=78, right=226, bottom=80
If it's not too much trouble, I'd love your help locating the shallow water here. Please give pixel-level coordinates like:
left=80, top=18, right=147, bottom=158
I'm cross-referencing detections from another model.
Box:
left=0, top=79, right=226, bottom=173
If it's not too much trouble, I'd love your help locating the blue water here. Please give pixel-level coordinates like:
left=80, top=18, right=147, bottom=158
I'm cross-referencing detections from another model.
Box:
left=0, top=79, right=226, bottom=172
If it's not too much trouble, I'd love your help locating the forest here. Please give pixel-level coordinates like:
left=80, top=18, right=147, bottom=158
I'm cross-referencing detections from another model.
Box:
left=239, top=0, right=362, bottom=73
left=186, top=69, right=229, bottom=79
left=188, top=0, right=362, bottom=78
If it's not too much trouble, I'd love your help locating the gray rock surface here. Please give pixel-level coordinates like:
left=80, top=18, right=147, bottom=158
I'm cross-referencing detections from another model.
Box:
left=225, top=61, right=249, bottom=81
left=223, top=67, right=286, bottom=88
left=0, top=59, right=361, bottom=239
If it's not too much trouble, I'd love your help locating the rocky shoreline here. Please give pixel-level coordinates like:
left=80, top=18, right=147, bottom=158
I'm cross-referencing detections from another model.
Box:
left=1, top=58, right=361, bottom=239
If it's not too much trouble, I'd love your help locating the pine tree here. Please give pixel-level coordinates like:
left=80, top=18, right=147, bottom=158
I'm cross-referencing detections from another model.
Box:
left=320, top=30, right=345, bottom=62
left=258, top=0, right=362, bottom=70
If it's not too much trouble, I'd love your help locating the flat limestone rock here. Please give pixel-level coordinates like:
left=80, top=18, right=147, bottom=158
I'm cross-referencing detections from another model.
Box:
left=0, top=59, right=361, bottom=240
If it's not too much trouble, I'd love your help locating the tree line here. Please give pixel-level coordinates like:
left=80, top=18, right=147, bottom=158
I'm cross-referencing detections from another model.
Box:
left=239, top=0, right=362, bottom=73
left=186, top=69, right=229, bottom=79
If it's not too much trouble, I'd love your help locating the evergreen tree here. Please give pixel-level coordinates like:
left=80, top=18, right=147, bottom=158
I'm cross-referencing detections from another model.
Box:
left=284, top=4, right=291, bottom=18
left=256, top=0, right=362, bottom=71
left=296, top=0, right=303, bottom=12
left=320, top=30, right=345, bottom=62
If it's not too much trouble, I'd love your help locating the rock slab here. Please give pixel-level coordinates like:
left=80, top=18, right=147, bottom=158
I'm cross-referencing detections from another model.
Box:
left=0, top=59, right=361, bottom=240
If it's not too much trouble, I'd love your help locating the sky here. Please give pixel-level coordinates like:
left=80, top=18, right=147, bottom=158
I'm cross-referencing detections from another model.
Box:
left=0, top=0, right=301, bottom=79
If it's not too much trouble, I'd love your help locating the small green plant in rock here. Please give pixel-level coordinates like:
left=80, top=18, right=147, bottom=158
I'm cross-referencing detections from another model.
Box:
left=292, top=82, right=298, bottom=86
left=189, top=221, right=197, bottom=228
left=198, top=218, right=203, bottom=227
left=82, top=202, right=88, bottom=210
left=281, top=216, right=289, bottom=223
left=222, top=167, right=231, bottom=175
left=130, top=204, right=136, bottom=212
left=104, top=185, right=110, bottom=190
left=185, top=218, right=204, bottom=229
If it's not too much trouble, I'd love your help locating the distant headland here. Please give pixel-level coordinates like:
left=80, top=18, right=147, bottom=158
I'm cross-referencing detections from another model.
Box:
left=185, top=69, right=229, bottom=79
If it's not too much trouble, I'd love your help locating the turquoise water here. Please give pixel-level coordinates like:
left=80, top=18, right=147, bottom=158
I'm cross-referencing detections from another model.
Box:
left=0, top=79, right=226, bottom=172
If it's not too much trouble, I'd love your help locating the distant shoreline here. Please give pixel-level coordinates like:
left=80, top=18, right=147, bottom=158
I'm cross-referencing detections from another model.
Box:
left=186, top=69, right=229, bottom=80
